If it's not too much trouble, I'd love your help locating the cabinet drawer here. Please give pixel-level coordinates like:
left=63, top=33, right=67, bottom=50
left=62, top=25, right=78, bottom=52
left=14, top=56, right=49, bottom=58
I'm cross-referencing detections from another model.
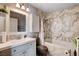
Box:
left=12, top=50, right=28, bottom=56
left=12, top=52, right=24, bottom=56
left=27, top=41, right=36, bottom=48
left=11, top=44, right=27, bottom=55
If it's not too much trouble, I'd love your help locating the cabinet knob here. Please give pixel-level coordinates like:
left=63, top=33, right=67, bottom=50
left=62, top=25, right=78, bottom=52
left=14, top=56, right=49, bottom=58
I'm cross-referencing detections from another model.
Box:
left=13, top=50, right=16, bottom=52
left=30, top=44, right=32, bottom=45
left=23, top=51, right=26, bottom=54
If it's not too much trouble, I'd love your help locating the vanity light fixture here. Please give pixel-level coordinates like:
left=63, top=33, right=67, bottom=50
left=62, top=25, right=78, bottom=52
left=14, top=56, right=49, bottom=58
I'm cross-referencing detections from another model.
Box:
left=21, top=4, right=25, bottom=10
left=16, top=3, right=30, bottom=12
left=26, top=3, right=30, bottom=12
left=26, top=8, right=30, bottom=12
left=16, top=3, right=20, bottom=8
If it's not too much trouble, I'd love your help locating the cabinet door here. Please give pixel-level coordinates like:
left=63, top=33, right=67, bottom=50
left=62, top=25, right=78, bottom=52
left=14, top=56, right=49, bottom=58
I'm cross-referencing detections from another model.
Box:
left=24, top=41, right=36, bottom=56
left=26, top=47, right=36, bottom=56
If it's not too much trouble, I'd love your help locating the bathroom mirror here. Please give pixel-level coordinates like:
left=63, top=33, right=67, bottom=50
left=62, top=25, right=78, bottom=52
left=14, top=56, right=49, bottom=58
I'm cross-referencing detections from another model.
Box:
left=10, top=11, right=26, bottom=32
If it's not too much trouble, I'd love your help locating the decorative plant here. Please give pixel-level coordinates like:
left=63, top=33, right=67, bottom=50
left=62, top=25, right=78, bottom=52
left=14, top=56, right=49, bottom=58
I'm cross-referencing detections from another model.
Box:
left=72, top=37, right=77, bottom=48
left=72, top=37, right=78, bottom=56
left=0, top=8, right=8, bottom=14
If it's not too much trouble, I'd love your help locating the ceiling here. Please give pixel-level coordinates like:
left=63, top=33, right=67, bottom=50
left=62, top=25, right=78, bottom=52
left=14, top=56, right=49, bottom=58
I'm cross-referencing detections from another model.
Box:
left=30, top=3, right=79, bottom=12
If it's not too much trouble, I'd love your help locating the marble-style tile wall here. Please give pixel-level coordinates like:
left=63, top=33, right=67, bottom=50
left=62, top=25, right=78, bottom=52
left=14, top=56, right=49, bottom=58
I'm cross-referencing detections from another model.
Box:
left=44, top=5, right=79, bottom=43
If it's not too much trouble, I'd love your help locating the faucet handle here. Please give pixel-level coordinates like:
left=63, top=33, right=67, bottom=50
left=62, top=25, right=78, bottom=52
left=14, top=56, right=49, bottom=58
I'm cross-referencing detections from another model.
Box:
left=24, top=35, right=27, bottom=38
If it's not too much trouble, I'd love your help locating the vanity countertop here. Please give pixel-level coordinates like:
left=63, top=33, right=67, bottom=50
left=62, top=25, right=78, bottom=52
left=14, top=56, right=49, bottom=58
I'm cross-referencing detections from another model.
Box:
left=0, top=37, right=36, bottom=51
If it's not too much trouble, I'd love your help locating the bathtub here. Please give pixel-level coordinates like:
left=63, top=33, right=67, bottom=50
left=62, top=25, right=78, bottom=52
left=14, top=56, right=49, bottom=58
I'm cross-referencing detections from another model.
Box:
left=44, top=40, right=75, bottom=56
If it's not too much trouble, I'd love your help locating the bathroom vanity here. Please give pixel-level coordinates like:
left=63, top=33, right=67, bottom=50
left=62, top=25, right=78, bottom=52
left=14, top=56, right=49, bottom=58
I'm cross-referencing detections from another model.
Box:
left=0, top=38, right=36, bottom=56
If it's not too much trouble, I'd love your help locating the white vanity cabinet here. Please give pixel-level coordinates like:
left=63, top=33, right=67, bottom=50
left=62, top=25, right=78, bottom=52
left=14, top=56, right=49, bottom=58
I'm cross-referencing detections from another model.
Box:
left=11, top=40, right=36, bottom=56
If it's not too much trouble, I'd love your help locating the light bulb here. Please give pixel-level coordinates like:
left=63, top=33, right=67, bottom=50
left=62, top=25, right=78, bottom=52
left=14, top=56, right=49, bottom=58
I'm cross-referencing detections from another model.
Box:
left=26, top=8, right=30, bottom=12
left=21, top=5, right=25, bottom=10
left=16, top=3, right=20, bottom=8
